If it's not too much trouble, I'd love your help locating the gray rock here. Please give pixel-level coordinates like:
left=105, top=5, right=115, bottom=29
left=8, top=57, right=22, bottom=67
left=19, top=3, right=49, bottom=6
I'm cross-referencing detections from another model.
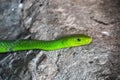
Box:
left=0, top=0, right=120, bottom=80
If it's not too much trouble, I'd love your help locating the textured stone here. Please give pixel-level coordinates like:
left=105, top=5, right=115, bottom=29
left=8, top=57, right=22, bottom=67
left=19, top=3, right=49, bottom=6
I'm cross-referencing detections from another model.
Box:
left=0, top=0, right=120, bottom=80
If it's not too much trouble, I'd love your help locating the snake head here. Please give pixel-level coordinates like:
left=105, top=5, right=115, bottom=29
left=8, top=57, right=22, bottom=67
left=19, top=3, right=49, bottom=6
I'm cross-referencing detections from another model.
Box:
left=62, top=34, right=92, bottom=47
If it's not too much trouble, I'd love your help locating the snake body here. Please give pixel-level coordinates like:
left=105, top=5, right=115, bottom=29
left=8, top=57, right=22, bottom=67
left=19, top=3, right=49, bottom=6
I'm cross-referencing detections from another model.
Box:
left=0, top=34, right=92, bottom=53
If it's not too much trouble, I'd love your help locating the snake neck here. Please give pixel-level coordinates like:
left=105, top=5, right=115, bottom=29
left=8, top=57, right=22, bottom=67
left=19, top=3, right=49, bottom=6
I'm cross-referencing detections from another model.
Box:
left=37, top=39, right=66, bottom=50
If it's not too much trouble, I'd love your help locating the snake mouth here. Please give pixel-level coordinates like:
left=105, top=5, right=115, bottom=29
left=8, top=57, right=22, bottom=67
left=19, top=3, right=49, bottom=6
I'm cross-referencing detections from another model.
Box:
left=88, top=37, right=92, bottom=44
left=80, top=36, right=92, bottom=46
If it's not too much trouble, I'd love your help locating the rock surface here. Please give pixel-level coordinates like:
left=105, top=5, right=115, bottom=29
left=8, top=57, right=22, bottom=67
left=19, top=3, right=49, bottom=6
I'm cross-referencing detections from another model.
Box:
left=0, top=0, right=120, bottom=80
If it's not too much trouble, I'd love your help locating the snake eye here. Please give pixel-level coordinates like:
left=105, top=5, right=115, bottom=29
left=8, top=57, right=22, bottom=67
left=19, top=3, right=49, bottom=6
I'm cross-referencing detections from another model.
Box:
left=77, top=38, right=81, bottom=41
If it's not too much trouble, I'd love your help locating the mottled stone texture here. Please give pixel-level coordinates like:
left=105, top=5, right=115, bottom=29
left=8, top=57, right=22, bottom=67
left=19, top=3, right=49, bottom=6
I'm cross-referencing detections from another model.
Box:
left=0, top=0, right=120, bottom=80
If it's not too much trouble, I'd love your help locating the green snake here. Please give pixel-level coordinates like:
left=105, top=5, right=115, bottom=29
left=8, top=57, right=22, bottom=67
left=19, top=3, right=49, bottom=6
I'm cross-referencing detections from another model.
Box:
left=0, top=34, right=92, bottom=53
